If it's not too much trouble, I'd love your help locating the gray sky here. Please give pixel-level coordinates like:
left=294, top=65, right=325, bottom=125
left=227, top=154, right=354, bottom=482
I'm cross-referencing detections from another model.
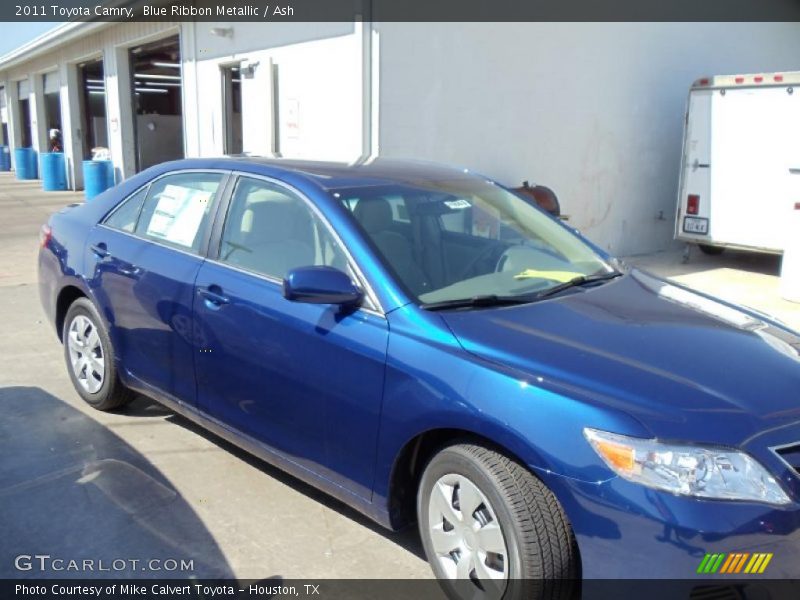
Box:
left=0, top=22, right=60, bottom=57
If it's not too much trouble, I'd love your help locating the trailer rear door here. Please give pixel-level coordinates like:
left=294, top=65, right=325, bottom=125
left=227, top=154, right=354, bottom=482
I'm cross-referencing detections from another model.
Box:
left=708, top=86, right=800, bottom=252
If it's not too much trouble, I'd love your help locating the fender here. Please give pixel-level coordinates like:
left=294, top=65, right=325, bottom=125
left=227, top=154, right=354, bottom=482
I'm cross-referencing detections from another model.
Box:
left=371, top=305, right=649, bottom=522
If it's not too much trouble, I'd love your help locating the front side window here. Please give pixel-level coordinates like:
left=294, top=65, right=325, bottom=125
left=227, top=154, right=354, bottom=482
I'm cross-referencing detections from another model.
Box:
left=218, top=177, right=348, bottom=280
left=135, top=172, right=224, bottom=252
left=337, top=178, right=612, bottom=305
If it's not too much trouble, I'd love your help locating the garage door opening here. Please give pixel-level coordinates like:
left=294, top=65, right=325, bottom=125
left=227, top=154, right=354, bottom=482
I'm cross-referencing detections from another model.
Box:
left=222, top=65, right=242, bottom=155
left=17, top=80, right=32, bottom=148
left=78, top=59, right=108, bottom=158
left=129, top=35, right=184, bottom=171
left=43, top=72, right=63, bottom=152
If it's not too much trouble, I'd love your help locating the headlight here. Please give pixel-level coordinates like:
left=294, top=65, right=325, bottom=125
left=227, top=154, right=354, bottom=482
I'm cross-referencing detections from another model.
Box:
left=584, top=428, right=791, bottom=506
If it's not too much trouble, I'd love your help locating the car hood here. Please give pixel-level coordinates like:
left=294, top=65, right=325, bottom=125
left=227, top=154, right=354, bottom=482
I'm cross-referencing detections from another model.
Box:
left=439, top=270, right=800, bottom=447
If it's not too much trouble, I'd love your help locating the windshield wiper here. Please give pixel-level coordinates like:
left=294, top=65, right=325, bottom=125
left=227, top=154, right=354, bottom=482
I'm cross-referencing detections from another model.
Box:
left=422, top=271, right=624, bottom=310
left=422, top=294, right=536, bottom=311
left=533, top=270, right=624, bottom=299
left=421, top=270, right=624, bottom=311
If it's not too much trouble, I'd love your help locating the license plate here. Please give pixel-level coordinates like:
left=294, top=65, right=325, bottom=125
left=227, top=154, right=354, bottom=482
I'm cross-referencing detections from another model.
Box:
left=683, top=217, right=708, bottom=234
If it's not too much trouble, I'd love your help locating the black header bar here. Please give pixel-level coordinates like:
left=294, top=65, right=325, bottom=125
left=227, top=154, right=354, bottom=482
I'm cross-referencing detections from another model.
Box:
left=3, top=0, right=800, bottom=22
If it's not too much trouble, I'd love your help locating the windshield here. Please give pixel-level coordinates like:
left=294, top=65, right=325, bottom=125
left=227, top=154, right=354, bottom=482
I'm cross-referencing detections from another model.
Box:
left=334, top=177, right=612, bottom=305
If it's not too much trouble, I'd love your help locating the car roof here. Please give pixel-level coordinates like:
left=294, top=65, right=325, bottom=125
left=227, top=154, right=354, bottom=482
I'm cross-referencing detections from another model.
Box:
left=164, top=157, right=485, bottom=191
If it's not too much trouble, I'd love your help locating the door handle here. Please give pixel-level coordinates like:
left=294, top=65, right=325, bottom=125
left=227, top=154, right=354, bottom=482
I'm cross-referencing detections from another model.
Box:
left=90, top=243, right=110, bottom=258
left=198, top=286, right=230, bottom=306
left=118, top=265, right=140, bottom=277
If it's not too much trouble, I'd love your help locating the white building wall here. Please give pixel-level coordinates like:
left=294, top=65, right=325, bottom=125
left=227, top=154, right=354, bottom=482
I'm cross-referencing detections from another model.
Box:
left=376, top=22, right=800, bottom=256
left=184, top=22, right=364, bottom=162
left=3, top=82, right=19, bottom=168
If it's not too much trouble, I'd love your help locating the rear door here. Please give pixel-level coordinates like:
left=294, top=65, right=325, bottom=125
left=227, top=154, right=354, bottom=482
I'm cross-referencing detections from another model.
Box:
left=86, top=170, right=228, bottom=405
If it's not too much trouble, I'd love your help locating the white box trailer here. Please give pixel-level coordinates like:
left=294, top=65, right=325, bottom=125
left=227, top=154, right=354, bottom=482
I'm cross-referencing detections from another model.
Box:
left=676, top=71, right=800, bottom=255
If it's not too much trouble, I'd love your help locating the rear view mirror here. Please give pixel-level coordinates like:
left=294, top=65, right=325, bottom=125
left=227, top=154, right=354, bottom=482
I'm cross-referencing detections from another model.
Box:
left=283, top=266, right=363, bottom=307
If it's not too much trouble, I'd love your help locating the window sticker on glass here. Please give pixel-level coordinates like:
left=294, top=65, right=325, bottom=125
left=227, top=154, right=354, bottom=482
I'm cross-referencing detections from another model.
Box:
left=146, top=184, right=211, bottom=247
left=444, top=199, right=471, bottom=210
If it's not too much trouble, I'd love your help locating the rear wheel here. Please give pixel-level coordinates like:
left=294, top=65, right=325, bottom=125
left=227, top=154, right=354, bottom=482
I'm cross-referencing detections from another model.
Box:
left=418, top=443, right=578, bottom=600
left=63, top=297, right=134, bottom=411
left=698, top=244, right=725, bottom=256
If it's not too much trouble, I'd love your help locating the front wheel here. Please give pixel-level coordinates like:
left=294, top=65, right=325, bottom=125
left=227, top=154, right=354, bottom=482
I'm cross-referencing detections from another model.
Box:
left=63, top=297, right=134, bottom=411
left=418, top=443, right=578, bottom=600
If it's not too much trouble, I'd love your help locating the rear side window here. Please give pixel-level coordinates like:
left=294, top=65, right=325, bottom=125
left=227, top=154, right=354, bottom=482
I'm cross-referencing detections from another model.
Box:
left=104, top=186, right=148, bottom=232
left=135, top=172, right=224, bottom=252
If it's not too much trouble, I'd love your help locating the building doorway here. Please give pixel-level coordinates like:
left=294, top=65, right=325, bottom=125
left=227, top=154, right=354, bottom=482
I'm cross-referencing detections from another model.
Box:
left=222, top=65, right=242, bottom=155
left=128, top=35, right=184, bottom=171
left=77, top=59, right=108, bottom=158
left=42, top=72, right=63, bottom=152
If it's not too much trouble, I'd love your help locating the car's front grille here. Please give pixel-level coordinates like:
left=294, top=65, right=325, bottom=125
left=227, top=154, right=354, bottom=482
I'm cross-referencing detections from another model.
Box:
left=775, top=444, right=800, bottom=473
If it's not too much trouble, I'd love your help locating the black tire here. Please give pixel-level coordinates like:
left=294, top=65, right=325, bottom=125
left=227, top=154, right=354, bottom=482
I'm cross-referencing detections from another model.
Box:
left=63, top=297, right=134, bottom=411
left=418, top=443, right=578, bottom=600
left=698, top=244, right=725, bottom=256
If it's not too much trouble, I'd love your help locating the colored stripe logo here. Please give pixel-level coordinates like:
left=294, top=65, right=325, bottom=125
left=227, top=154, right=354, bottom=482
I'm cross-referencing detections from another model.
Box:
left=697, top=552, right=773, bottom=574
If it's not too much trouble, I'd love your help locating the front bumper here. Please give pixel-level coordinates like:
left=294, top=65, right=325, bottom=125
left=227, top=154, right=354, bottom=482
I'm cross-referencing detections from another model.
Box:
left=542, top=472, right=800, bottom=580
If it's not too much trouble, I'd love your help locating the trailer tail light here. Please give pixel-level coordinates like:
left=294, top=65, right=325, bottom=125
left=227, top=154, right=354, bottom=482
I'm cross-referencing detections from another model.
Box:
left=39, top=224, right=52, bottom=248
left=774, top=75, right=784, bottom=82
left=735, top=77, right=745, bottom=84
left=687, top=195, right=700, bottom=215
left=754, top=76, right=764, bottom=83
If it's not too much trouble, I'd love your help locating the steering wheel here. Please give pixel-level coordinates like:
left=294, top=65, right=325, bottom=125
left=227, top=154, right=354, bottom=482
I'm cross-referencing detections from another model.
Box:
left=457, top=243, right=508, bottom=280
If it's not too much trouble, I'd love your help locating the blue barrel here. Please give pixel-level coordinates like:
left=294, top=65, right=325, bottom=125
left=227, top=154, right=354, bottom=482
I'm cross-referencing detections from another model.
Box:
left=14, top=147, right=37, bottom=180
left=40, top=152, right=67, bottom=191
left=83, top=160, right=115, bottom=200
left=0, top=146, right=10, bottom=171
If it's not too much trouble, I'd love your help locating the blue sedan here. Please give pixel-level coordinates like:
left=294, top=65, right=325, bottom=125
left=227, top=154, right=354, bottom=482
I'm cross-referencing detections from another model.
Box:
left=39, top=158, right=800, bottom=596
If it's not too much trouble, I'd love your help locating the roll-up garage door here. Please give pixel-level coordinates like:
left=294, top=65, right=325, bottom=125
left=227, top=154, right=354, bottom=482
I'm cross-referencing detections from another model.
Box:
left=44, top=72, right=60, bottom=95
left=17, top=79, right=30, bottom=98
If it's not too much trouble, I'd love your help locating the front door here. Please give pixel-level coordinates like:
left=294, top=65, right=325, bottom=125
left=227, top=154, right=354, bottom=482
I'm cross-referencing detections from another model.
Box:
left=193, top=175, right=388, bottom=500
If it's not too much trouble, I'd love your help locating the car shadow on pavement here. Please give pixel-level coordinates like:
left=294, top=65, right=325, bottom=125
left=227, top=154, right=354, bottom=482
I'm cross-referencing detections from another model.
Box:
left=0, top=386, right=236, bottom=579
left=148, top=402, right=428, bottom=561
left=122, top=393, right=175, bottom=418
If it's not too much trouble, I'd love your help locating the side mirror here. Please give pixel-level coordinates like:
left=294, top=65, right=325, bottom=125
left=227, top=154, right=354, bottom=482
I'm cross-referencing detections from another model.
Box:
left=283, top=266, right=363, bottom=307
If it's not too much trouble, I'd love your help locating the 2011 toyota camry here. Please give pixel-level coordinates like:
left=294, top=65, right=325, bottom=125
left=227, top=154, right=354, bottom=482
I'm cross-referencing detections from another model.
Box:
left=38, top=158, right=800, bottom=598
